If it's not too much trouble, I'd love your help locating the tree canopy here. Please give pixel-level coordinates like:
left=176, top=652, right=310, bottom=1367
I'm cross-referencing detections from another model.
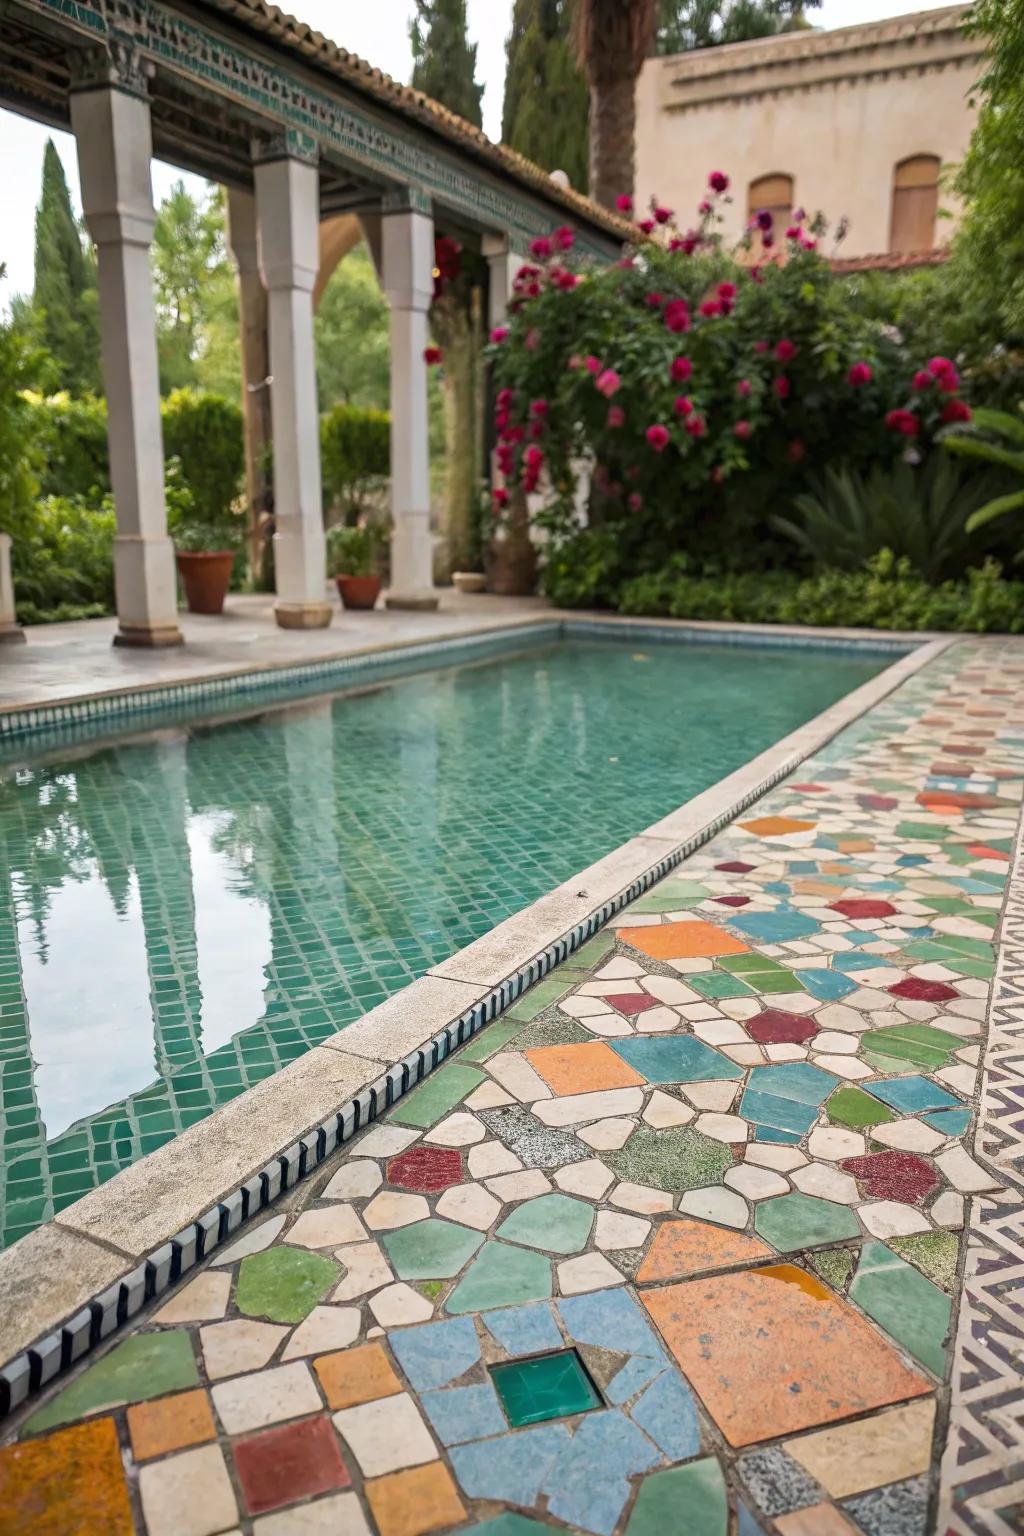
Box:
left=656, top=0, right=819, bottom=52
left=410, top=0, right=484, bottom=128
left=502, top=0, right=589, bottom=192
left=30, top=140, right=101, bottom=395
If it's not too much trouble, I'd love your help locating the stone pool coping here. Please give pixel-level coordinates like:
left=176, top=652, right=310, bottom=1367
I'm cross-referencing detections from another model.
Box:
left=0, top=628, right=950, bottom=1416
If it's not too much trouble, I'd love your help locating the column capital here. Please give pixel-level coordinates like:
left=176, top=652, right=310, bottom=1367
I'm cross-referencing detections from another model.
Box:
left=69, top=42, right=151, bottom=100
left=382, top=187, right=432, bottom=219
left=252, top=128, right=319, bottom=168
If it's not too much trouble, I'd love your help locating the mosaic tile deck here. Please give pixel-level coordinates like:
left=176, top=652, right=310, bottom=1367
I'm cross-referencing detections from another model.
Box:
left=2, top=636, right=1022, bottom=1535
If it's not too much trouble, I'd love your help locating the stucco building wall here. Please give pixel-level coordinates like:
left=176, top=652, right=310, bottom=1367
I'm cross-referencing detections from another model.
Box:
left=635, top=5, right=984, bottom=259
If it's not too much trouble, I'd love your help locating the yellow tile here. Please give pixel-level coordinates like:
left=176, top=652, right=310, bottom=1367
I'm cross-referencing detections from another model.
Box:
left=784, top=1397, right=936, bottom=1498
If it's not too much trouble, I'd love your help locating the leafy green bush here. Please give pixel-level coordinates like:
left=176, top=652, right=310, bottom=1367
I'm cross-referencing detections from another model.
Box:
left=326, top=523, right=383, bottom=577
left=161, top=387, right=244, bottom=527
left=320, top=404, right=390, bottom=521
left=0, top=286, right=42, bottom=541
left=11, top=494, right=116, bottom=620
left=26, top=391, right=110, bottom=498
left=618, top=552, right=1024, bottom=633
left=541, top=525, right=633, bottom=608
left=944, top=405, right=1024, bottom=541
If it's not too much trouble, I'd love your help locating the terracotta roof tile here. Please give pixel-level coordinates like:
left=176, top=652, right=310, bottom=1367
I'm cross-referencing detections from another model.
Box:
left=830, top=249, right=950, bottom=273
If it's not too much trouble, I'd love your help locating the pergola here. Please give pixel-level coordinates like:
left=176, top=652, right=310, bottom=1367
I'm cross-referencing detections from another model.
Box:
left=0, top=0, right=625, bottom=644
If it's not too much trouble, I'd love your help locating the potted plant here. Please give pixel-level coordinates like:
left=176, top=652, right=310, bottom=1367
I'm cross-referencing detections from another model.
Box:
left=327, top=523, right=383, bottom=610
left=174, top=524, right=238, bottom=615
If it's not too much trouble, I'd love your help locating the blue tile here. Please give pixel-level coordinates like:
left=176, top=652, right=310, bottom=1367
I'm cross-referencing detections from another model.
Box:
left=923, top=1108, right=972, bottom=1136
left=793, top=968, right=857, bottom=1002
left=740, top=1089, right=819, bottom=1137
left=483, top=1303, right=563, bottom=1359
left=610, top=1036, right=743, bottom=1085
left=832, top=953, right=885, bottom=972
left=559, top=1289, right=663, bottom=1359
left=727, top=910, right=821, bottom=943
left=421, top=1382, right=507, bottom=1445
left=450, top=1425, right=571, bottom=1506
left=606, top=1357, right=665, bottom=1406
left=897, top=855, right=928, bottom=867
left=753, top=1125, right=803, bottom=1145
left=388, top=1316, right=480, bottom=1391
left=865, top=1077, right=962, bottom=1115
left=547, top=1411, right=661, bottom=1536
left=629, top=1371, right=700, bottom=1460
left=746, top=1063, right=839, bottom=1106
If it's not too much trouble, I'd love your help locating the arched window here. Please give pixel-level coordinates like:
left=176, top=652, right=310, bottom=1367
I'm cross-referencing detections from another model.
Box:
left=748, top=173, right=794, bottom=234
left=890, top=156, right=941, bottom=253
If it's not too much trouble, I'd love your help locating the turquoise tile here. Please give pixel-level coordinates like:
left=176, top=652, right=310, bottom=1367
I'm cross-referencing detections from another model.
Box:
left=610, top=1036, right=742, bottom=1084
left=850, top=1241, right=951, bottom=1377
left=865, top=1077, right=962, bottom=1115
left=491, top=1350, right=600, bottom=1427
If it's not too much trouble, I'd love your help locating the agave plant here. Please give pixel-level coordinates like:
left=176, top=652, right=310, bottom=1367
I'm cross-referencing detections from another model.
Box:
left=943, top=405, right=1024, bottom=534
left=773, top=455, right=1001, bottom=584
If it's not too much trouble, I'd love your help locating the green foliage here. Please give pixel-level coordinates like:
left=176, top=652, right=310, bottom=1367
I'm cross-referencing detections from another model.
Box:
left=326, top=523, right=384, bottom=578
left=152, top=182, right=239, bottom=396
left=410, top=0, right=483, bottom=127
left=540, top=525, right=632, bottom=608
left=160, top=388, right=244, bottom=528
left=320, top=404, right=391, bottom=519
left=316, top=247, right=392, bottom=410
left=30, top=140, right=101, bottom=395
left=0, top=274, right=42, bottom=541
left=945, top=404, right=1024, bottom=535
left=26, top=391, right=110, bottom=499
left=617, top=551, right=1024, bottom=633
left=775, top=456, right=1001, bottom=583
left=503, top=0, right=588, bottom=191
left=656, top=0, right=819, bottom=51
left=11, top=494, right=116, bottom=620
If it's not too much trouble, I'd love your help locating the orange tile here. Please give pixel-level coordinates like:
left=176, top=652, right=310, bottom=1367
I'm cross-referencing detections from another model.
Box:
left=836, top=838, right=875, bottom=853
left=524, top=1041, right=646, bottom=1096
left=738, top=816, right=816, bottom=837
left=315, top=1342, right=402, bottom=1410
left=618, top=920, right=750, bottom=962
left=641, top=1265, right=931, bottom=1447
left=636, top=1218, right=773, bottom=1284
left=128, top=1388, right=216, bottom=1461
left=774, top=1504, right=859, bottom=1535
left=365, top=1462, right=466, bottom=1536
left=0, top=1418, right=133, bottom=1536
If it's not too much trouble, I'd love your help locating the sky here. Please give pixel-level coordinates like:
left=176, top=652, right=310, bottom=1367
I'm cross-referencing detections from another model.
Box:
left=1, top=0, right=956, bottom=302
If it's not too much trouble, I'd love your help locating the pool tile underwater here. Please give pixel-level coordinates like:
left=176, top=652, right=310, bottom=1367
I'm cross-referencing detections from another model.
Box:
left=8, top=636, right=1024, bottom=1535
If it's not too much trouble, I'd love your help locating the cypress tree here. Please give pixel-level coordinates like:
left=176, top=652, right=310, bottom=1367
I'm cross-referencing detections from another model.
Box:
left=410, top=0, right=484, bottom=129
left=32, top=139, right=101, bottom=394
left=502, top=0, right=589, bottom=193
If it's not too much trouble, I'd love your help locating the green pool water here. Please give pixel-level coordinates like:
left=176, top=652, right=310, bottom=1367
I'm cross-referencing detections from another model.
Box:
left=0, top=634, right=887, bottom=1246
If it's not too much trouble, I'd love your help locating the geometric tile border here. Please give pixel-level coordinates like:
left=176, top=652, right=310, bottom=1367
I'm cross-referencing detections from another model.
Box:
left=0, top=630, right=944, bottom=1421
left=938, top=802, right=1024, bottom=1534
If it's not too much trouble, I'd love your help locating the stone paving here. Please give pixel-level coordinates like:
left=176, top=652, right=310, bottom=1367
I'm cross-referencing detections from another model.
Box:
left=1, top=637, right=1022, bottom=1536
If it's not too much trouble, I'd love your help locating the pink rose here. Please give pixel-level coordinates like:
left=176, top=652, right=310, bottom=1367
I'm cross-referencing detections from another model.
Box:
left=912, top=370, right=933, bottom=391
left=627, top=492, right=643, bottom=512
left=554, top=226, right=575, bottom=251
left=584, top=355, right=602, bottom=374
left=530, top=399, right=549, bottom=418
left=686, top=414, right=707, bottom=438
left=615, top=194, right=633, bottom=214
left=646, top=425, right=670, bottom=453
left=607, top=405, right=625, bottom=428
left=529, top=237, right=552, bottom=259
left=596, top=369, right=621, bottom=398
left=490, top=326, right=509, bottom=344
left=775, top=339, right=797, bottom=362
left=737, top=379, right=751, bottom=398
left=670, top=357, right=693, bottom=384
left=847, top=362, right=873, bottom=387
left=774, top=375, right=791, bottom=400
left=734, top=420, right=752, bottom=440
left=673, top=395, right=693, bottom=417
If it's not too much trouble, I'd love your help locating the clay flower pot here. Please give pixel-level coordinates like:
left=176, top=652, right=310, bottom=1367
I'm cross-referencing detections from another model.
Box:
left=452, top=571, right=486, bottom=594
left=175, top=550, right=235, bottom=615
left=335, top=574, right=382, bottom=610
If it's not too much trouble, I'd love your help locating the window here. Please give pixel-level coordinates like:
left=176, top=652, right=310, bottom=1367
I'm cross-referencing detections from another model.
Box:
left=890, top=156, right=940, bottom=253
left=748, top=173, right=794, bottom=234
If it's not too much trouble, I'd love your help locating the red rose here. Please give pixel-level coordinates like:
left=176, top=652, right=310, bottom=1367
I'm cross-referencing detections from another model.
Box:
left=664, top=301, right=690, bottom=334
left=554, top=226, right=575, bottom=251
left=646, top=425, right=671, bottom=453
left=496, top=387, right=514, bottom=408
left=670, top=357, right=693, bottom=383
left=912, top=370, right=933, bottom=391
left=627, top=492, right=643, bottom=512
left=717, top=282, right=737, bottom=302
left=787, top=439, right=806, bottom=462
left=775, top=339, right=797, bottom=362
left=847, top=362, right=873, bottom=387
left=530, top=399, right=549, bottom=418
left=524, top=445, right=544, bottom=469
left=424, top=347, right=443, bottom=366
left=584, top=355, right=602, bottom=374
left=607, top=405, right=625, bottom=428
left=941, top=399, right=972, bottom=424
left=492, top=488, right=509, bottom=509
left=654, top=205, right=673, bottom=224
left=490, top=327, right=509, bottom=344
left=734, top=420, right=752, bottom=440
left=645, top=292, right=664, bottom=308
left=754, top=341, right=769, bottom=354
left=686, top=414, right=707, bottom=438
left=699, top=299, right=722, bottom=318
left=737, top=379, right=751, bottom=398
left=638, top=219, right=656, bottom=235
left=774, top=375, right=791, bottom=400
left=885, top=409, right=920, bottom=437
left=673, top=395, right=693, bottom=417
left=709, top=171, right=729, bottom=193
left=529, top=237, right=552, bottom=259
left=615, top=194, right=633, bottom=214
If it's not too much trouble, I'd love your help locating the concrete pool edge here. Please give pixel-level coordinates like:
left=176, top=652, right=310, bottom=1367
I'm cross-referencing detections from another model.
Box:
left=0, top=632, right=951, bottom=1416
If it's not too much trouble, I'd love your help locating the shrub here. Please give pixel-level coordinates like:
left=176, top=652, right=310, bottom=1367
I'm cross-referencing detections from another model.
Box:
left=0, top=292, right=41, bottom=541
left=161, top=387, right=244, bottom=527
left=326, top=523, right=383, bottom=578
left=320, top=404, right=390, bottom=521
left=11, top=494, right=116, bottom=620
left=26, top=391, right=110, bottom=499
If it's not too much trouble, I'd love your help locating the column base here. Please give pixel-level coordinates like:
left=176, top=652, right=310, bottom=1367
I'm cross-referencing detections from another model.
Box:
left=0, top=624, right=26, bottom=645
left=385, top=590, right=440, bottom=612
left=114, top=623, right=185, bottom=648
left=274, top=601, right=334, bottom=630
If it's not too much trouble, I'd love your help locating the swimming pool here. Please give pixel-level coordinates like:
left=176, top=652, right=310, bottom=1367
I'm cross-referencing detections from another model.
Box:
left=0, top=630, right=891, bottom=1247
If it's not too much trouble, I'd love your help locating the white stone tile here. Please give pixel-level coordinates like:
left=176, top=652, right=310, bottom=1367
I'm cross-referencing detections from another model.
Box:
left=791, top=1162, right=859, bottom=1205
left=581, top=1013, right=635, bottom=1037
left=808, top=1127, right=865, bottom=1160
left=362, top=1192, right=430, bottom=1231
left=859, top=1201, right=931, bottom=1238
left=140, top=1446, right=238, bottom=1536
left=468, top=1142, right=524, bottom=1179
left=212, top=1362, right=321, bottom=1434
left=936, top=1145, right=1001, bottom=1193
left=764, top=1044, right=808, bottom=1062
left=367, top=1284, right=435, bottom=1327
left=333, top=1392, right=438, bottom=1476
left=331, top=1241, right=393, bottom=1301
left=154, top=1271, right=231, bottom=1325
left=465, top=1082, right=514, bottom=1110
left=594, top=1210, right=651, bottom=1250
left=200, top=1320, right=289, bottom=1381
left=666, top=956, right=714, bottom=974
left=718, top=997, right=762, bottom=1021
left=578, top=1117, right=636, bottom=1150
left=720, top=1044, right=763, bottom=1066
left=814, top=1004, right=872, bottom=1033
left=281, top=1306, right=362, bottom=1360
left=561, top=994, right=618, bottom=1018
left=253, top=1493, right=371, bottom=1536
left=693, top=1020, right=749, bottom=1046
left=557, top=1253, right=625, bottom=1294
left=642, top=1091, right=694, bottom=1128
left=485, top=1170, right=553, bottom=1201
left=424, top=1112, right=486, bottom=1146
left=633, top=1006, right=682, bottom=1034
left=931, top=1190, right=965, bottom=1228
left=725, top=1164, right=788, bottom=1200
left=487, top=1053, right=552, bottom=1103
left=211, top=1216, right=287, bottom=1266
left=595, top=957, right=645, bottom=979
left=695, top=1112, right=749, bottom=1144
left=813, top=1054, right=873, bottom=1080
left=533, top=1088, right=644, bottom=1127
left=678, top=1186, right=747, bottom=1228
left=641, top=975, right=698, bottom=1005
left=680, top=1081, right=738, bottom=1112
left=871, top=1119, right=946, bottom=1154
left=935, top=1065, right=977, bottom=1096
left=746, top=1144, right=807, bottom=1172
left=435, top=1183, right=501, bottom=1231
left=354, top=1126, right=420, bottom=1159
left=322, top=1164, right=382, bottom=1202
left=813, top=1031, right=859, bottom=1054
left=610, top=1181, right=673, bottom=1214
left=289, top=1206, right=367, bottom=1250
left=553, top=1160, right=615, bottom=1200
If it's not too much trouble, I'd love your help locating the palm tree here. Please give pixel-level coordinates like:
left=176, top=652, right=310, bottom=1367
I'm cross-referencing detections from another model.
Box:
left=573, top=0, right=659, bottom=210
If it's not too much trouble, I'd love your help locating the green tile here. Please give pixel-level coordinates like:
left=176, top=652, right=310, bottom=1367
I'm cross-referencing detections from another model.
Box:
left=469, top=1516, right=551, bottom=1535
left=505, top=977, right=576, bottom=1023
left=828, top=1084, right=895, bottom=1130
left=755, top=1193, right=860, bottom=1252
left=26, top=1331, right=198, bottom=1432
left=496, top=1194, right=594, bottom=1255
left=626, top=1458, right=728, bottom=1536
left=382, top=1219, right=484, bottom=1279
left=860, top=1024, right=961, bottom=1070
left=446, top=1240, right=551, bottom=1314
left=570, top=931, right=617, bottom=968
left=603, top=1126, right=734, bottom=1191
left=491, top=1349, right=600, bottom=1427
left=688, top=972, right=755, bottom=1000
left=390, top=1064, right=485, bottom=1128
left=458, top=1020, right=523, bottom=1063
left=850, top=1241, right=951, bottom=1377
left=889, top=1232, right=959, bottom=1292
left=236, top=1245, right=338, bottom=1323
left=720, top=954, right=787, bottom=975
left=749, top=970, right=804, bottom=995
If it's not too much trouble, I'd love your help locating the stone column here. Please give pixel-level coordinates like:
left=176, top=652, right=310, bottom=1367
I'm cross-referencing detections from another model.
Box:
left=0, top=536, right=25, bottom=643
left=70, top=48, right=182, bottom=648
left=254, top=133, right=332, bottom=630
left=482, top=233, right=521, bottom=330
left=225, top=188, right=273, bottom=583
left=381, top=191, right=437, bottom=610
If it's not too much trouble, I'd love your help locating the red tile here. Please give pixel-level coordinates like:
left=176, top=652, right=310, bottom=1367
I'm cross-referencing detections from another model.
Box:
left=858, top=794, right=897, bottom=811
left=747, top=1009, right=819, bottom=1045
left=789, top=783, right=829, bottom=793
left=829, top=899, right=897, bottom=919
left=606, top=992, right=661, bottom=1016
left=713, top=895, right=751, bottom=908
left=888, top=978, right=959, bottom=1003
left=967, top=844, right=1010, bottom=862
left=841, top=1151, right=939, bottom=1205
left=918, top=790, right=1000, bottom=810
left=386, top=1147, right=463, bottom=1193
left=234, top=1416, right=350, bottom=1515
left=716, top=861, right=755, bottom=873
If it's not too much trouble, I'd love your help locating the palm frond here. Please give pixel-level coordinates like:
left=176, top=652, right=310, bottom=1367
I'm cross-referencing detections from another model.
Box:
left=573, top=0, right=659, bottom=80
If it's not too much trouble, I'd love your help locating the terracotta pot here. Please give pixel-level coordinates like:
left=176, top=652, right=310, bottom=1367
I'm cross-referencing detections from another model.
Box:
left=451, top=571, right=486, bottom=594
left=175, top=550, right=235, bottom=615
left=335, top=574, right=382, bottom=610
